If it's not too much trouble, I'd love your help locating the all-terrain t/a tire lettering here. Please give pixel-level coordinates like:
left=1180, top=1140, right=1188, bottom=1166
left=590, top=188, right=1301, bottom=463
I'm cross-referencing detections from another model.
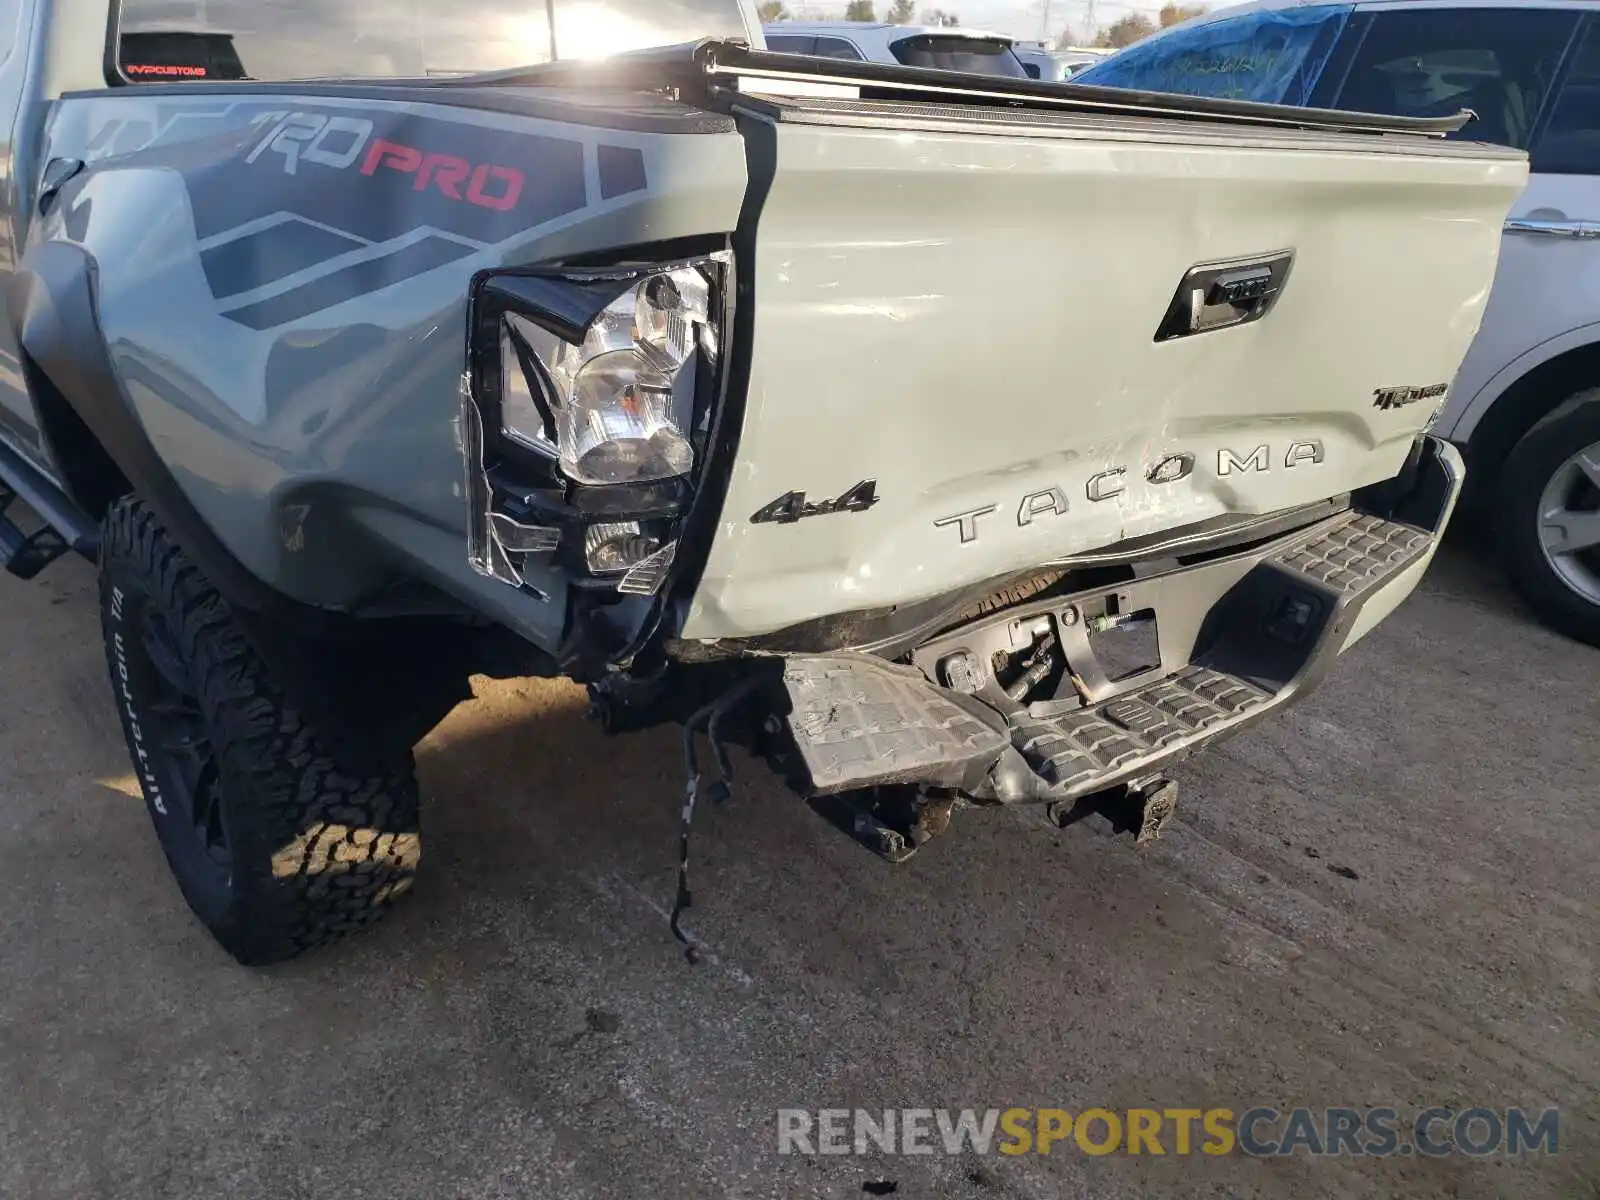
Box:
left=99, top=497, right=422, bottom=964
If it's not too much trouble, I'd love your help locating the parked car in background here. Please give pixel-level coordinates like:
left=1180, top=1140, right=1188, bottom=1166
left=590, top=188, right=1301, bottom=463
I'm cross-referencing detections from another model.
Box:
left=763, top=21, right=1028, bottom=76
left=1056, top=45, right=1113, bottom=74
left=1012, top=43, right=1074, bottom=81
left=1075, top=0, right=1600, bottom=646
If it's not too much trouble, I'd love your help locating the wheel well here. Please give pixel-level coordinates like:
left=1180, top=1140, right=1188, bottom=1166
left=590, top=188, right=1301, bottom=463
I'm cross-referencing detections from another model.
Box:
left=1464, top=341, right=1600, bottom=495
left=20, top=350, right=130, bottom=521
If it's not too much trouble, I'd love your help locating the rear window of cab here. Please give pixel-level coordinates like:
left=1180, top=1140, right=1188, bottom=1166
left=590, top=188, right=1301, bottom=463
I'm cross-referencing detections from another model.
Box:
left=110, top=0, right=751, bottom=82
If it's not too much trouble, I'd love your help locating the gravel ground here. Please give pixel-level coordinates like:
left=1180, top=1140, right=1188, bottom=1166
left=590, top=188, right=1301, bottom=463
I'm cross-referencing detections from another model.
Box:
left=1, top=535, right=1596, bottom=1199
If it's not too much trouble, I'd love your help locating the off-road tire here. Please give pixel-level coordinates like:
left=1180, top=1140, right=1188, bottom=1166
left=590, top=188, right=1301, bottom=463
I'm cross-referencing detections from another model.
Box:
left=99, top=497, right=422, bottom=964
left=1496, top=392, right=1600, bottom=648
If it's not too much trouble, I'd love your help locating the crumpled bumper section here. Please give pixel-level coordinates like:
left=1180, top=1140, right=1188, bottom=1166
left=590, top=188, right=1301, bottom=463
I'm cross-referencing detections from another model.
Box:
left=777, top=437, right=1462, bottom=803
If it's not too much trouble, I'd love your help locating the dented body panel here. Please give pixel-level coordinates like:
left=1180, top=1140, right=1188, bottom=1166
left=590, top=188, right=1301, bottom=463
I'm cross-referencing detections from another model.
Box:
left=31, top=86, right=747, bottom=641
left=0, top=13, right=1532, bottom=958
left=682, top=97, right=1524, bottom=640
left=0, top=34, right=1514, bottom=798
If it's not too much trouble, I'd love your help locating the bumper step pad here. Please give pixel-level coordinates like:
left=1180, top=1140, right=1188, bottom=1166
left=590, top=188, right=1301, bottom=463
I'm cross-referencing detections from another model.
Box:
left=1273, top=513, right=1428, bottom=595
left=782, top=655, right=1009, bottom=794
left=1011, top=666, right=1270, bottom=796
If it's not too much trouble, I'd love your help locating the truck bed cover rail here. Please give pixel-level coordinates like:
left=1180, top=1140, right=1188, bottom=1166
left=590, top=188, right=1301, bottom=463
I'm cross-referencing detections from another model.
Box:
left=470, top=39, right=1477, bottom=139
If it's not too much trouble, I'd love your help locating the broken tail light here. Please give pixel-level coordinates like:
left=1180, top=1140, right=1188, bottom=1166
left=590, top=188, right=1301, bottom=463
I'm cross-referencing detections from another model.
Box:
left=462, top=251, right=730, bottom=598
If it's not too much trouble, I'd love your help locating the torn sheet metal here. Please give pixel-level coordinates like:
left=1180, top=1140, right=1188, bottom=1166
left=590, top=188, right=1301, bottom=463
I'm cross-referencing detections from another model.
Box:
left=459, top=372, right=560, bottom=591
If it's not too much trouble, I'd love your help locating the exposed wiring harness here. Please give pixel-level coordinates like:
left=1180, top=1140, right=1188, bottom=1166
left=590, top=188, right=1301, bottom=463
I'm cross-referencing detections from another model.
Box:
left=671, top=675, right=764, bottom=963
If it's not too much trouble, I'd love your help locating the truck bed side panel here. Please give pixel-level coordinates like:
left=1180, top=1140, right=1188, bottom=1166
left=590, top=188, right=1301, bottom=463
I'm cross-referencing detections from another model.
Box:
left=27, top=88, right=746, bottom=637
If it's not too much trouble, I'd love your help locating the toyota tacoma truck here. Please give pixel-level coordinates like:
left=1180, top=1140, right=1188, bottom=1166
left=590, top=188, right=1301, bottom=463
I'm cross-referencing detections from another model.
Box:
left=0, top=0, right=1524, bottom=963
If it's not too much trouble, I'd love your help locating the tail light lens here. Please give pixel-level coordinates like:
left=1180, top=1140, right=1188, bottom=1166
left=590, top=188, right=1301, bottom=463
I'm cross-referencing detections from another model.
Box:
left=463, top=252, right=729, bottom=597
left=499, top=264, right=714, bottom=485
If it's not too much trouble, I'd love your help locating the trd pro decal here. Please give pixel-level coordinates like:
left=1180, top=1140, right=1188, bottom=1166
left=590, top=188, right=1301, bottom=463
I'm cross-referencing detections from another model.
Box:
left=245, top=112, right=526, bottom=211
left=146, top=103, right=646, bottom=330
left=245, top=111, right=374, bottom=175
left=360, top=140, right=524, bottom=212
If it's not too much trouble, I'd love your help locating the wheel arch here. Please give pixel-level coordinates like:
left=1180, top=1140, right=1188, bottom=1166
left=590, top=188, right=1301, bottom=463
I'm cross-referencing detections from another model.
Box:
left=1454, top=330, right=1600, bottom=496
left=10, top=243, right=548, bottom=771
left=19, top=346, right=130, bottom=523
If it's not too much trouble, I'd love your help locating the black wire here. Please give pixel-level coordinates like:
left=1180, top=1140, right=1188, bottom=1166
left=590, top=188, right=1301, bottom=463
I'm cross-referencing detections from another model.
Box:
left=671, top=697, right=721, bottom=963
left=707, top=676, right=763, bottom=799
left=669, top=677, right=765, bottom=964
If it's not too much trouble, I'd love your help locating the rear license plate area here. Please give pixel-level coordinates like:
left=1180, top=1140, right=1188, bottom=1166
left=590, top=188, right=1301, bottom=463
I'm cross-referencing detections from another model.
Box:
left=1087, top=606, right=1160, bottom=682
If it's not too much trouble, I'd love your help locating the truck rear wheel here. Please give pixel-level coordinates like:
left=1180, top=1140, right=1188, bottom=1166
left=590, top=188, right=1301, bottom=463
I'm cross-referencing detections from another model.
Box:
left=99, top=497, right=421, bottom=964
left=1497, top=391, right=1600, bottom=648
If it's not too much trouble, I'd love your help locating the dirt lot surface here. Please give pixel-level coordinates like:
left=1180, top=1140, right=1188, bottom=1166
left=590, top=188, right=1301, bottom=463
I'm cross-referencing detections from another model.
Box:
left=1, top=536, right=1596, bottom=1199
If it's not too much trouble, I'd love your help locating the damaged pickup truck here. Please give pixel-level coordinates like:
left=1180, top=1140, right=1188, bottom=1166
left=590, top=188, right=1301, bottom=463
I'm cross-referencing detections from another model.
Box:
left=0, top=0, right=1525, bottom=962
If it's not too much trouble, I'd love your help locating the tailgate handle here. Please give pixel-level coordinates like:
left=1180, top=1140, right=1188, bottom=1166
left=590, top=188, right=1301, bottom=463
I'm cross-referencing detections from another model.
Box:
left=1155, top=251, right=1294, bottom=343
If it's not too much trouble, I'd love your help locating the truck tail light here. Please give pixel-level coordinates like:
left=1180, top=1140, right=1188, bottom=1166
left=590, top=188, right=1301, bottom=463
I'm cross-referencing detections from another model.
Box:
left=461, top=252, right=729, bottom=597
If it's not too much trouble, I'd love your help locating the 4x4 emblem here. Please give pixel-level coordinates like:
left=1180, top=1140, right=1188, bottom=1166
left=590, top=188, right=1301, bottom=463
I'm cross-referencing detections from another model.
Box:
left=752, top=480, right=880, bottom=525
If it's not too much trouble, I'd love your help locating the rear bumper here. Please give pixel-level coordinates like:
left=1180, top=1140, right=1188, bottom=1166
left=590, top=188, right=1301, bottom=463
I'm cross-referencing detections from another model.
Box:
left=777, top=436, right=1463, bottom=802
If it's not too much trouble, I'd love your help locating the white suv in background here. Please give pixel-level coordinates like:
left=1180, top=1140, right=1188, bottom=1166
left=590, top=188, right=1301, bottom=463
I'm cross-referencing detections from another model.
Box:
left=1076, top=0, right=1600, bottom=646
left=1012, top=44, right=1074, bottom=80
left=762, top=22, right=1029, bottom=77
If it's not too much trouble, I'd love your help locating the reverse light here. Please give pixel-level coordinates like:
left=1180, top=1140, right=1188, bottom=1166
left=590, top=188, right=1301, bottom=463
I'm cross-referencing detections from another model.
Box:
left=499, top=265, right=714, bottom=486
left=583, top=520, right=655, bottom=573
left=582, top=521, right=680, bottom=594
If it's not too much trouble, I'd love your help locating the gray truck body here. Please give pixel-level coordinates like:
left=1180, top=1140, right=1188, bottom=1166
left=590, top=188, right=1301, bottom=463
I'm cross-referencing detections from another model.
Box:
left=24, top=84, right=748, bottom=649
left=0, top=0, right=1523, bottom=950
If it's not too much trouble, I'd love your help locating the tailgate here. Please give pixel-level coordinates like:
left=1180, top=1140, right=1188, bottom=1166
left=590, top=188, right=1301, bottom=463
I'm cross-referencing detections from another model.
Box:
left=682, top=97, right=1525, bottom=641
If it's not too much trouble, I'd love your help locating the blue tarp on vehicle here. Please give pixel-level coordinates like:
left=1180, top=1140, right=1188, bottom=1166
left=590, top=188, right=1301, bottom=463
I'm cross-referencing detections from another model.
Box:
left=1072, top=6, right=1355, bottom=106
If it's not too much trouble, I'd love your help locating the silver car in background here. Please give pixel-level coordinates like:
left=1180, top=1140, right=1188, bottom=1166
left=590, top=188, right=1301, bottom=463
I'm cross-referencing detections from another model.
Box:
left=1012, top=44, right=1074, bottom=80
left=1076, top=0, right=1600, bottom=646
left=762, top=21, right=1029, bottom=76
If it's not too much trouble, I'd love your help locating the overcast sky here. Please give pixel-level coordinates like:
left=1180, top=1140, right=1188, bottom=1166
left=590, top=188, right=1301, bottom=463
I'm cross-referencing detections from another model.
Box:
left=789, top=0, right=1182, bottom=42
left=967, top=0, right=1172, bottom=40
